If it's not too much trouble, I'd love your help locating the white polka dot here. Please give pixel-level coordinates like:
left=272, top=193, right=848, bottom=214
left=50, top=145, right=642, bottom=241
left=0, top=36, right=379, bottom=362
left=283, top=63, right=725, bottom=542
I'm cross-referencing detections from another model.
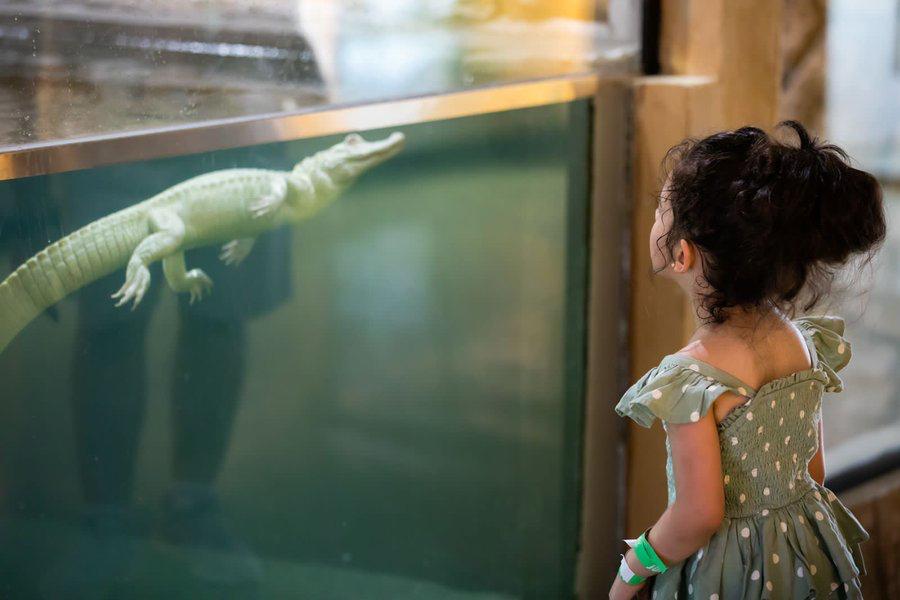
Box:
left=738, top=387, right=747, bottom=396
left=697, top=548, right=704, bottom=560
left=808, top=429, right=813, bottom=437
left=741, top=452, right=748, bottom=461
left=772, top=553, right=780, bottom=564
left=797, top=566, right=804, bottom=577
left=764, top=442, right=771, bottom=452
left=799, top=410, right=805, bottom=418
left=688, top=584, right=693, bottom=594
left=776, top=460, right=781, bottom=471
left=652, top=389, right=662, bottom=399
left=845, top=583, right=849, bottom=592
left=771, top=399, right=776, bottom=408
left=785, top=436, right=791, bottom=444
left=682, top=383, right=689, bottom=392
left=810, top=565, right=818, bottom=575
left=689, top=363, right=700, bottom=371
left=741, top=527, right=750, bottom=538
left=751, top=570, right=760, bottom=581
left=814, top=491, right=822, bottom=501
left=838, top=342, right=845, bottom=354
left=779, top=417, right=784, bottom=426
left=690, top=411, right=701, bottom=422
left=827, top=491, right=837, bottom=502
left=780, top=521, right=788, bottom=532
left=757, top=426, right=764, bottom=434
left=761, top=509, right=769, bottom=516
left=724, top=474, right=730, bottom=485
left=815, top=511, right=824, bottom=521
left=830, top=582, right=839, bottom=591
left=764, top=487, right=771, bottom=496
left=706, top=376, right=713, bottom=382
left=731, top=437, right=739, bottom=445
left=798, top=515, right=805, bottom=524
left=766, top=581, right=773, bottom=591
left=652, top=592, right=657, bottom=599
left=751, top=468, right=758, bottom=477
left=710, top=595, right=719, bottom=600
left=790, top=392, right=795, bottom=399
left=793, top=453, right=798, bottom=463
left=810, top=382, right=814, bottom=389
left=746, top=411, right=754, bottom=421
left=789, top=481, right=795, bottom=490
left=740, top=493, right=746, bottom=504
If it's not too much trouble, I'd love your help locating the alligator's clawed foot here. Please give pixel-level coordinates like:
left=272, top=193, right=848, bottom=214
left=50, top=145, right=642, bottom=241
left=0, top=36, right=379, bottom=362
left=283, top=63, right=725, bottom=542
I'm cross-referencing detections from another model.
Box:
left=111, top=265, right=151, bottom=310
left=186, top=269, right=213, bottom=305
left=219, top=239, right=254, bottom=267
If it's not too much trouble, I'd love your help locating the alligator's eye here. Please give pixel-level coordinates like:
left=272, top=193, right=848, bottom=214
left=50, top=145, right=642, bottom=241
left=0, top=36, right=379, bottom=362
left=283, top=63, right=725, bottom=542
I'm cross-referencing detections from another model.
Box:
left=345, top=133, right=363, bottom=145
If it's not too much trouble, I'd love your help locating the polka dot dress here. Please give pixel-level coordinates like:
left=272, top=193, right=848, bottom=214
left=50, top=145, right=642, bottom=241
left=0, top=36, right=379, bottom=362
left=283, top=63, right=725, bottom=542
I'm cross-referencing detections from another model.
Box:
left=615, top=316, right=867, bottom=599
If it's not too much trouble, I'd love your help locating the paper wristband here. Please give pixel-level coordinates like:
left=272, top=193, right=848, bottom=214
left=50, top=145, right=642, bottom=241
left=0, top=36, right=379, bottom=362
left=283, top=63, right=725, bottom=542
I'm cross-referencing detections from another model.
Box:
left=617, top=554, right=645, bottom=585
left=625, top=531, right=669, bottom=574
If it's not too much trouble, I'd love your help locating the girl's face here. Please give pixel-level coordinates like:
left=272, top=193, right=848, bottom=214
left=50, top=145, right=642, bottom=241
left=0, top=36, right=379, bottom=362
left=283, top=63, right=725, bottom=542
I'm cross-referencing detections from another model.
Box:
left=649, top=175, right=675, bottom=276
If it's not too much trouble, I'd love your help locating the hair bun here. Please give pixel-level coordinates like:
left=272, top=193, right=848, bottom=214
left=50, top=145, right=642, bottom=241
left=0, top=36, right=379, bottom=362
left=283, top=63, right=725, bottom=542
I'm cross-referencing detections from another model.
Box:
left=658, top=120, right=887, bottom=324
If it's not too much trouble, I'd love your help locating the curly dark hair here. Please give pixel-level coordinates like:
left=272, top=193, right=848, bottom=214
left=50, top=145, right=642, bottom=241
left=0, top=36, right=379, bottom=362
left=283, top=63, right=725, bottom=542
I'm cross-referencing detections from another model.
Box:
left=654, top=120, right=887, bottom=325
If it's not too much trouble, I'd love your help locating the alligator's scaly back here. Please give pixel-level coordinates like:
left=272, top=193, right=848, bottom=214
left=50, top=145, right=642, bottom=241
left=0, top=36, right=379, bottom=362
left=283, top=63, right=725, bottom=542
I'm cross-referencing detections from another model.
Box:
left=0, top=208, right=148, bottom=352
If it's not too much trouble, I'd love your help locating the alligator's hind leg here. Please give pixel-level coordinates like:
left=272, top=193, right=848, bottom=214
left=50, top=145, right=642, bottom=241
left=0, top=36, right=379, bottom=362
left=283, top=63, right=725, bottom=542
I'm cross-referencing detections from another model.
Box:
left=162, top=252, right=213, bottom=304
left=112, top=208, right=185, bottom=309
left=219, top=238, right=256, bottom=267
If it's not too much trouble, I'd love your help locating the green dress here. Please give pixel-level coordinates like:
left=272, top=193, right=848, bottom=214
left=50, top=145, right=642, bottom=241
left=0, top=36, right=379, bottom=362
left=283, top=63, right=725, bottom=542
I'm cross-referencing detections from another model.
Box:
left=615, top=315, right=868, bottom=600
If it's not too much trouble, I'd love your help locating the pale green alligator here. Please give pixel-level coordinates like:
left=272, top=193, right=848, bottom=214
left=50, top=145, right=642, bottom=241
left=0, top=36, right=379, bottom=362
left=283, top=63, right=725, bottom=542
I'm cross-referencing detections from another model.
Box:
left=0, top=131, right=405, bottom=353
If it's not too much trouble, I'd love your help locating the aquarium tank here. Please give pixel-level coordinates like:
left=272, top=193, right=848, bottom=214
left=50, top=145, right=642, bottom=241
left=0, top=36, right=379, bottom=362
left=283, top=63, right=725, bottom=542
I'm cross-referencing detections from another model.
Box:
left=0, top=1, right=640, bottom=597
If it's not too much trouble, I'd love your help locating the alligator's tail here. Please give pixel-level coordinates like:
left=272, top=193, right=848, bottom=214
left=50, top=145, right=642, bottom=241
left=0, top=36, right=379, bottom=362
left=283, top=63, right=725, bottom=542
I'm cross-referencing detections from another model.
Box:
left=0, top=209, right=149, bottom=353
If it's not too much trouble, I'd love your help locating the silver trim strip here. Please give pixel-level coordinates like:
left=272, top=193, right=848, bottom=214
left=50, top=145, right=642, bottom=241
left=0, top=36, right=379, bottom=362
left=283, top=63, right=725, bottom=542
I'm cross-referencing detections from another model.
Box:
left=0, top=73, right=601, bottom=181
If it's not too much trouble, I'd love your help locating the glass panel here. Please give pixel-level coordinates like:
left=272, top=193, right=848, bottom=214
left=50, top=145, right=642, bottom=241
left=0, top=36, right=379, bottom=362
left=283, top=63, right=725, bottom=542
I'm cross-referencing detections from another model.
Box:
left=822, top=0, right=900, bottom=473
left=0, top=0, right=640, bottom=147
left=0, top=100, right=590, bottom=598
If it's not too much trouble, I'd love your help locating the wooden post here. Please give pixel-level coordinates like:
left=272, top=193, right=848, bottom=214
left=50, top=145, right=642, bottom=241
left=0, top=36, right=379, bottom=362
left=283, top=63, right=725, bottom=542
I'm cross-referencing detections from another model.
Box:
left=622, top=0, right=783, bottom=538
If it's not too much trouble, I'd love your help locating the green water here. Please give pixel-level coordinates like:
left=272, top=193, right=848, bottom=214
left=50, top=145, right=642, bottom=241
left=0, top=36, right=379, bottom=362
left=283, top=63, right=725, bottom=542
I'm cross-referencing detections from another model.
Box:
left=0, top=100, right=590, bottom=598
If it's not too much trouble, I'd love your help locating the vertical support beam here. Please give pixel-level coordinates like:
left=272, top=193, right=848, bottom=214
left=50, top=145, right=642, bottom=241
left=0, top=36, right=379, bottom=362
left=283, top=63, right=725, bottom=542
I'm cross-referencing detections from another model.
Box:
left=577, top=78, right=632, bottom=597
left=626, top=76, right=718, bottom=534
left=622, top=0, right=784, bottom=539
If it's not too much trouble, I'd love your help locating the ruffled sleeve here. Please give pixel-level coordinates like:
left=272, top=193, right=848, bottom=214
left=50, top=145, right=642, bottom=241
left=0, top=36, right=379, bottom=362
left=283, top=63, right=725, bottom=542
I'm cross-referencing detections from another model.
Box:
left=794, top=315, right=852, bottom=393
left=615, top=363, right=739, bottom=428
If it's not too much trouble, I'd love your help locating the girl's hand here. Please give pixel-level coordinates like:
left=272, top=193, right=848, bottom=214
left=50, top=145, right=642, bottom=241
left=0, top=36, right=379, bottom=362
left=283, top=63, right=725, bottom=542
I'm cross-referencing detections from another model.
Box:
left=608, top=574, right=646, bottom=600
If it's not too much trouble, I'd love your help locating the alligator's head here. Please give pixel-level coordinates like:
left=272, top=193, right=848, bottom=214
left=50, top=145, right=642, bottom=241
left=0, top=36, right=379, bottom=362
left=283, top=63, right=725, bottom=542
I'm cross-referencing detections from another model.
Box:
left=286, top=131, right=404, bottom=222
left=296, top=131, right=405, bottom=187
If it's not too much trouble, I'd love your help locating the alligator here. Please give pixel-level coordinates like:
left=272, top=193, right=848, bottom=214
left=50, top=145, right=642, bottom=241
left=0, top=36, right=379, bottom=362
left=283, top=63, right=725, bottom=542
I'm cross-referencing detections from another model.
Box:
left=0, top=131, right=406, bottom=353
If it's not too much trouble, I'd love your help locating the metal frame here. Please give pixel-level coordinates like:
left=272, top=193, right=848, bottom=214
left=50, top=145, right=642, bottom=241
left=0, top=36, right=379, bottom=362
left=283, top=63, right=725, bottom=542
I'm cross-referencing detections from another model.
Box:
left=0, top=73, right=600, bottom=181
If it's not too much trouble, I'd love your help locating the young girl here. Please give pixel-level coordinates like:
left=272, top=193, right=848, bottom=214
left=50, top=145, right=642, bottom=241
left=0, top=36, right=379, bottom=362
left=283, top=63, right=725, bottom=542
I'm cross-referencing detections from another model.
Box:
left=608, top=120, right=887, bottom=600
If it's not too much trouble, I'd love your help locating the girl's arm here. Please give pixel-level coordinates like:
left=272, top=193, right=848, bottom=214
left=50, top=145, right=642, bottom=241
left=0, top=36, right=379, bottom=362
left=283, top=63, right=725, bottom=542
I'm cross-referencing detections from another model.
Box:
left=609, top=409, right=725, bottom=599
left=808, top=416, right=826, bottom=485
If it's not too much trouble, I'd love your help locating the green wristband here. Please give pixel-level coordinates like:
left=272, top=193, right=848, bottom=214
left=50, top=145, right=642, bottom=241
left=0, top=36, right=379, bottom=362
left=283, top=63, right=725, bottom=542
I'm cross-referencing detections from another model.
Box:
left=617, top=555, right=646, bottom=585
left=633, top=531, right=668, bottom=574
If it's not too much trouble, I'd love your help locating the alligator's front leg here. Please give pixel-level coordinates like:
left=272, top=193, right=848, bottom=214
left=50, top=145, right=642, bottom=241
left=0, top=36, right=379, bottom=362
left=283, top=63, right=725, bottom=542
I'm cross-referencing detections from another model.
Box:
left=162, top=252, right=213, bottom=304
left=219, top=238, right=256, bottom=266
left=112, top=208, right=187, bottom=309
left=249, top=177, right=288, bottom=219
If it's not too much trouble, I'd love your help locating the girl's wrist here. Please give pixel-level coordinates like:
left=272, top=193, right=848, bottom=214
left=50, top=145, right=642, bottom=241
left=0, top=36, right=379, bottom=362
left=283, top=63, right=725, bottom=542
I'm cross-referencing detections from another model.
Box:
left=624, top=548, right=655, bottom=579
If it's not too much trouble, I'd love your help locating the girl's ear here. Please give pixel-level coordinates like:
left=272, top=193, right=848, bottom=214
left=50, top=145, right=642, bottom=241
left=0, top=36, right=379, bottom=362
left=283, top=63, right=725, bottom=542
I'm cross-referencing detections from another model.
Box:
left=678, top=238, right=696, bottom=271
